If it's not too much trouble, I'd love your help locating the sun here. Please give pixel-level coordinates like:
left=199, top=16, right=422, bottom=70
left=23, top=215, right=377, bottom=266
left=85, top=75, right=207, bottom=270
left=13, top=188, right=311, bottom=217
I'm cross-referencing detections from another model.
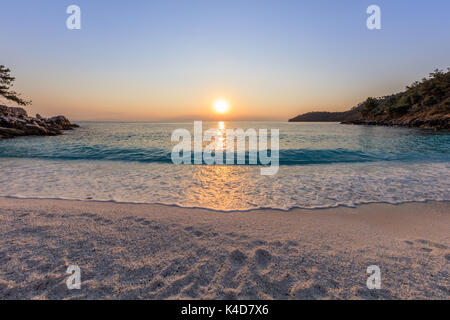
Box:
left=213, top=99, right=230, bottom=114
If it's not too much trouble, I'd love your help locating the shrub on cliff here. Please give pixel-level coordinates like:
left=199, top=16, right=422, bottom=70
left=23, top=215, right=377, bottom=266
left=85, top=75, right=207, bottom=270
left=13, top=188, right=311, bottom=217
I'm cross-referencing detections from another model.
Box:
left=360, top=97, right=379, bottom=117
left=358, top=68, right=450, bottom=119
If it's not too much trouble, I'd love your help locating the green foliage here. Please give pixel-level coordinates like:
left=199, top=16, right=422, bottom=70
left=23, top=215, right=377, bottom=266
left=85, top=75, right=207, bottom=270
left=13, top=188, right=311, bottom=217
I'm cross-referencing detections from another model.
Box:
left=397, top=94, right=412, bottom=106
left=385, top=96, right=398, bottom=107
left=388, top=104, right=410, bottom=117
left=0, top=65, right=31, bottom=106
left=423, top=96, right=438, bottom=106
left=358, top=68, right=450, bottom=119
left=360, top=97, right=379, bottom=117
left=291, top=68, right=449, bottom=122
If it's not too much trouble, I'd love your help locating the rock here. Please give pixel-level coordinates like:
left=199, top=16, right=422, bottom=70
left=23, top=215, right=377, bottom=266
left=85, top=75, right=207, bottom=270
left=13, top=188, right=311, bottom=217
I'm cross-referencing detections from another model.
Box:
left=0, top=127, right=26, bottom=137
left=24, top=124, right=48, bottom=135
left=341, top=117, right=449, bottom=130
left=0, top=105, right=28, bottom=117
left=0, top=105, right=78, bottom=140
left=47, top=115, right=76, bottom=130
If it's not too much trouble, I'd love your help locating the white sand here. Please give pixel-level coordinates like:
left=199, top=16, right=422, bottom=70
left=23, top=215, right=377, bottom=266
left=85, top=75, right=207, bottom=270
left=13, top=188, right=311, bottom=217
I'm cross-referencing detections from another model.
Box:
left=0, top=197, right=448, bottom=299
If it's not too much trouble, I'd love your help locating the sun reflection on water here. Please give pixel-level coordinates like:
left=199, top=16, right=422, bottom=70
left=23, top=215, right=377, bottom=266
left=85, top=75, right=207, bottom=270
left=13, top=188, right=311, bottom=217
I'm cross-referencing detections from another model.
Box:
left=184, top=164, right=261, bottom=210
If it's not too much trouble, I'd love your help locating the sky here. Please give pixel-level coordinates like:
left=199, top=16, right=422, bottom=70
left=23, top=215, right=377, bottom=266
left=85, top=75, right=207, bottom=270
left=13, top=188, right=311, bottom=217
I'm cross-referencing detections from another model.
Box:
left=1, top=0, right=450, bottom=121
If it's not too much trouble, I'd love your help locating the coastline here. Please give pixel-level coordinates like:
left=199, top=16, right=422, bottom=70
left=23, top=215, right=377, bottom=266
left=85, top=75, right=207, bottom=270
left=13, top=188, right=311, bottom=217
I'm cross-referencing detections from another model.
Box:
left=341, top=118, right=449, bottom=130
left=1, top=197, right=448, bottom=299
left=2, top=194, right=450, bottom=213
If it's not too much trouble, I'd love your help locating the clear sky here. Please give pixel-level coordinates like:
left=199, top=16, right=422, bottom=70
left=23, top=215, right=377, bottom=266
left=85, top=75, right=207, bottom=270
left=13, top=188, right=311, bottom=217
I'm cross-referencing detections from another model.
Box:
left=2, top=0, right=450, bottom=121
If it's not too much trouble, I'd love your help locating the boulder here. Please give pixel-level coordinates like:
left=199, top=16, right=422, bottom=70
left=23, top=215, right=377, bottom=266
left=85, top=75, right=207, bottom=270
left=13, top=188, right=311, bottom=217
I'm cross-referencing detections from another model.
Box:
left=0, top=126, right=25, bottom=137
left=24, top=124, right=49, bottom=135
left=47, top=115, right=75, bottom=130
left=0, top=105, right=28, bottom=117
left=0, top=105, right=78, bottom=140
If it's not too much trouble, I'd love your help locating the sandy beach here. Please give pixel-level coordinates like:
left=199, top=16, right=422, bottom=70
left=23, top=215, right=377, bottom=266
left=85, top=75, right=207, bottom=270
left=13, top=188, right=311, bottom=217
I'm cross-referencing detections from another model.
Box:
left=0, top=196, right=448, bottom=299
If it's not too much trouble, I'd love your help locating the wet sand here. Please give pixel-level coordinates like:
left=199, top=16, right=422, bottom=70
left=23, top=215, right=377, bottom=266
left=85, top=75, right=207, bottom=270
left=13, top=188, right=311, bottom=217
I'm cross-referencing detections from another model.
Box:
left=0, top=197, right=448, bottom=299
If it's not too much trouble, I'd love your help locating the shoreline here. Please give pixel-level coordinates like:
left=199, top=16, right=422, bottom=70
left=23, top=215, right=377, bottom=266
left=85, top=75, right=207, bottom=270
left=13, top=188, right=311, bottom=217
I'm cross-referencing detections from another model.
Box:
left=0, top=197, right=449, bottom=299
left=1, top=194, right=450, bottom=213
left=341, top=118, right=449, bottom=131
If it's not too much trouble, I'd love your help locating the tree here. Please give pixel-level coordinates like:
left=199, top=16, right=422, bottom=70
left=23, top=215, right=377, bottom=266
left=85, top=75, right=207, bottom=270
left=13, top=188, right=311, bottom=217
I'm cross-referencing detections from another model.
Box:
left=0, top=65, right=31, bottom=106
left=360, top=97, right=378, bottom=117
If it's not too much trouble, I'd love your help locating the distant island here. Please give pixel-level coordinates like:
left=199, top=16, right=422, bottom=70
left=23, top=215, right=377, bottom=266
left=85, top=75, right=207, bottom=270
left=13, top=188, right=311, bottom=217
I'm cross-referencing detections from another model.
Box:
left=289, top=68, right=450, bottom=130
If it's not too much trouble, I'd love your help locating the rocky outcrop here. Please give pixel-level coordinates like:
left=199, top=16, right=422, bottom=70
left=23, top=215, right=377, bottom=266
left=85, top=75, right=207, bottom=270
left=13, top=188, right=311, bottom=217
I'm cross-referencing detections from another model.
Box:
left=0, top=105, right=78, bottom=140
left=341, top=117, right=449, bottom=130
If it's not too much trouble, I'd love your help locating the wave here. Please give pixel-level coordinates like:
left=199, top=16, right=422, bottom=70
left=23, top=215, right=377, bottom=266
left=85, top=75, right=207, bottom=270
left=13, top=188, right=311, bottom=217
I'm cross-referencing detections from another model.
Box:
left=0, top=145, right=448, bottom=165
left=1, top=158, right=449, bottom=211
left=1, top=194, right=449, bottom=212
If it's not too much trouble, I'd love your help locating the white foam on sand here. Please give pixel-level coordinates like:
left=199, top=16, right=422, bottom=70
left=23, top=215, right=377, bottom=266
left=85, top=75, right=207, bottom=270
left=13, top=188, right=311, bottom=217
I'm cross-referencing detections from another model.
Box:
left=0, top=158, right=449, bottom=211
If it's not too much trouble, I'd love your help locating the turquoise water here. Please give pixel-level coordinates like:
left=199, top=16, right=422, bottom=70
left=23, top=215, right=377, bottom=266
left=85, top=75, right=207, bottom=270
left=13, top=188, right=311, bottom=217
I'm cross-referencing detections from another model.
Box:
left=0, top=122, right=449, bottom=210
left=0, top=122, right=449, bottom=164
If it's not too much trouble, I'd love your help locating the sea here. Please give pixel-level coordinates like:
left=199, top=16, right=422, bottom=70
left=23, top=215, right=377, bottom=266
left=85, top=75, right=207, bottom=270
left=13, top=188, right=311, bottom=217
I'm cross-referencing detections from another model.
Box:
left=0, top=121, right=449, bottom=211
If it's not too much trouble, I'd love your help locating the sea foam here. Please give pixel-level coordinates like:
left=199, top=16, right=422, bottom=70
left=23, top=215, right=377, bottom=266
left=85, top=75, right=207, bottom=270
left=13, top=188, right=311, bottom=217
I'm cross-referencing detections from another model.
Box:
left=1, top=158, right=449, bottom=211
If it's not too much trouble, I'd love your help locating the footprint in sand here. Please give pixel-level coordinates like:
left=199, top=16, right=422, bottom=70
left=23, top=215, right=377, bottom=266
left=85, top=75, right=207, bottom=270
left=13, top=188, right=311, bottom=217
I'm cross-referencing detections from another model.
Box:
left=415, top=239, right=449, bottom=250
left=404, top=239, right=449, bottom=255
left=292, top=283, right=328, bottom=299
left=254, top=249, right=272, bottom=270
left=229, top=249, right=247, bottom=268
